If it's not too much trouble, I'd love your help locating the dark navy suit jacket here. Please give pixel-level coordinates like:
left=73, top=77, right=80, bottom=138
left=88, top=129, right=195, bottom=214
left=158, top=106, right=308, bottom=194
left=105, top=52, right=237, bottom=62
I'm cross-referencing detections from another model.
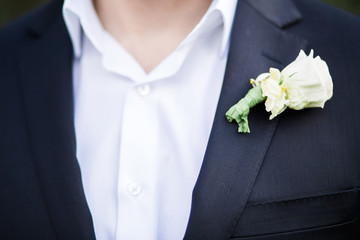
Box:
left=1, top=0, right=360, bottom=239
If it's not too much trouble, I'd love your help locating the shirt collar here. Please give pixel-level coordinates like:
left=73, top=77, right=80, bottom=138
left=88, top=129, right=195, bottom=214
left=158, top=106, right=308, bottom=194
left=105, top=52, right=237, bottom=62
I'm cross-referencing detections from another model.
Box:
left=62, top=0, right=237, bottom=59
left=212, top=0, right=238, bottom=57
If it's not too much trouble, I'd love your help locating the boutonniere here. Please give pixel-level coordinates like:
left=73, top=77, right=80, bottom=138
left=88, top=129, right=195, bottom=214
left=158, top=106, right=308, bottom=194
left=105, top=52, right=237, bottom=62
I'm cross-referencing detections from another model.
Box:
left=226, top=50, right=333, bottom=133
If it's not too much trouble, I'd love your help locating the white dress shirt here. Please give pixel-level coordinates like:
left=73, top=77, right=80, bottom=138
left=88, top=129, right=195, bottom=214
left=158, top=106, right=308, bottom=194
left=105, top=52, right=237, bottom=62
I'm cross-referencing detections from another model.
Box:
left=63, top=0, right=237, bottom=239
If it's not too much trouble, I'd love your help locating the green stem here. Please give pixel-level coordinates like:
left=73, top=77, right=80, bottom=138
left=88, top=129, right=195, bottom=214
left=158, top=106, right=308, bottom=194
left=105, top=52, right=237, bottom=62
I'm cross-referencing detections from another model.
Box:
left=225, top=86, right=265, bottom=133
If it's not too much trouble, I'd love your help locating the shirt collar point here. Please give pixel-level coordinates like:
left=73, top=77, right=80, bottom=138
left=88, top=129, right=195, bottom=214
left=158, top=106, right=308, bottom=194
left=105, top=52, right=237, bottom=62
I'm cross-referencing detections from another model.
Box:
left=218, top=41, right=228, bottom=59
left=73, top=47, right=82, bottom=58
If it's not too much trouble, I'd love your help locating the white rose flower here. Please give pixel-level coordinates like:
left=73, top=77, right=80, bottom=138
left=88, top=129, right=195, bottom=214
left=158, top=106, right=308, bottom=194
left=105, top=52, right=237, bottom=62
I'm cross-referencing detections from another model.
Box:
left=225, top=49, right=333, bottom=133
left=281, top=50, right=333, bottom=110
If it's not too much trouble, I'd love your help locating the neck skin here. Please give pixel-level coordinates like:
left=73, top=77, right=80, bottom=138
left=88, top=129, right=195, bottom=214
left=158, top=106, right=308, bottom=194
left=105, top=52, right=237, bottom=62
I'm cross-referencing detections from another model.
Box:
left=93, top=0, right=212, bottom=73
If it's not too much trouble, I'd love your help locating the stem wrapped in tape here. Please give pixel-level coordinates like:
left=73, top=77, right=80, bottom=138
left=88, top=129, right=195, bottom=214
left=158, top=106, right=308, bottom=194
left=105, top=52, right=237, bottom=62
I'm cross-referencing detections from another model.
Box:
left=225, top=85, right=265, bottom=133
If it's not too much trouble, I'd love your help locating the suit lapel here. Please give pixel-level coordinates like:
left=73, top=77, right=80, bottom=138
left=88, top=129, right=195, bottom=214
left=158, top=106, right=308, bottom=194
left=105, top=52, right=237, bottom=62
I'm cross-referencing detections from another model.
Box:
left=184, top=0, right=307, bottom=239
left=18, top=2, right=96, bottom=240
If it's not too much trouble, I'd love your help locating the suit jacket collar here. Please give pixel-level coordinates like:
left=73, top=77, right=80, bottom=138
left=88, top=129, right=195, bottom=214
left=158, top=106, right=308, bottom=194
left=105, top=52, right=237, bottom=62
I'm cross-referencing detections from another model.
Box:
left=26, top=0, right=64, bottom=37
left=184, top=0, right=307, bottom=238
left=246, top=0, right=302, bottom=28
left=20, top=0, right=306, bottom=239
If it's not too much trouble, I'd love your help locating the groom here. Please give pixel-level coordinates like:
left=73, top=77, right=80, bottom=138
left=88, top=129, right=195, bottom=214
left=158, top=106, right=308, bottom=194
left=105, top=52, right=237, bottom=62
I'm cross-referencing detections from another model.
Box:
left=0, top=0, right=360, bottom=239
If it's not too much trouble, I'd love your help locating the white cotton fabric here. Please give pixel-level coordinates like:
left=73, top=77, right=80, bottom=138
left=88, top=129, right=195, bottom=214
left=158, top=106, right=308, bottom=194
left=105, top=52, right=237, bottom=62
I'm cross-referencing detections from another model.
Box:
left=63, top=0, right=237, bottom=239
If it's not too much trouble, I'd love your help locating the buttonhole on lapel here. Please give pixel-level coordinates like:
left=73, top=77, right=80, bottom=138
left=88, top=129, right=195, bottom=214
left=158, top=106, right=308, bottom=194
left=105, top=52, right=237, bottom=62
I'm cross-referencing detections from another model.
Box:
left=261, top=50, right=283, bottom=65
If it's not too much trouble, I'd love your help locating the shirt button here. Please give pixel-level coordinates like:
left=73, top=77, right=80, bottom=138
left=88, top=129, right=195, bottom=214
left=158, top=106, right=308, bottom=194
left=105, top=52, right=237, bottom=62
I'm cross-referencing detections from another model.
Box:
left=137, top=84, right=151, bottom=96
left=127, top=183, right=142, bottom=196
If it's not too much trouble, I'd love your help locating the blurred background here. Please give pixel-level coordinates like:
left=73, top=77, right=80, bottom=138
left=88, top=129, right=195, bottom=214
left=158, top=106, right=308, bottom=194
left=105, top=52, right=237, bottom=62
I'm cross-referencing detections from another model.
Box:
left=0, top=0, right=360, bottom=27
